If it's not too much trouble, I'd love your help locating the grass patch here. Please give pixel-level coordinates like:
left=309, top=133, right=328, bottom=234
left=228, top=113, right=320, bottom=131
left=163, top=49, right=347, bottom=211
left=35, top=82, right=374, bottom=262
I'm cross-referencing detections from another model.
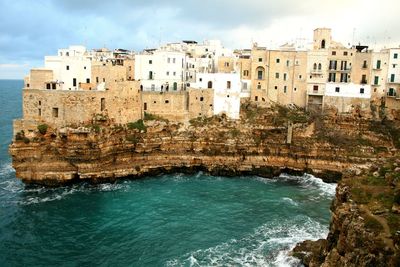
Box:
left=386, top=213, right=400, bottom=236
left=37, top=124, right=48, bottom=135
left=144, top=112, right=169, bottom=122
left=351, top=187, right=373, bottom=204
left=364, top=214, right=383, bottom=232
left=361, top=175, right=388, bottom=186
left=127, top=119, right=146, bottom=132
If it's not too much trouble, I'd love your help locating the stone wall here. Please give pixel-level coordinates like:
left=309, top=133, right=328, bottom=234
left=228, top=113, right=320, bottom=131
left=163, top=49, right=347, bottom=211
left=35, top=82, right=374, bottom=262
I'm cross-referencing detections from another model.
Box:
left=19, top=81, right=142, bottom=130
left=324, top=95, right=371, bottom=113
left=28, top=69, right=54, bottom=89
left=188, top=88, right=214, bottom=118
left=142, top=91, right=188, bottom=121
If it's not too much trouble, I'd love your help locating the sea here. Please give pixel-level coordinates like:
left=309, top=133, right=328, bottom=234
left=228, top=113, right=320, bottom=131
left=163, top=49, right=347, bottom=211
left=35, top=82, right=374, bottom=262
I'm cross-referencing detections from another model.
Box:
left=0, top=80, right=335, bottom=266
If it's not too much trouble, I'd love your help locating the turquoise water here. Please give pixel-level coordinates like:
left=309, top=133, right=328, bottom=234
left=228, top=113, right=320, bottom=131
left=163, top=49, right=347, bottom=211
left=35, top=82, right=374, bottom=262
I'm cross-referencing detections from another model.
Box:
left=0, top=80, right=335, bottom=266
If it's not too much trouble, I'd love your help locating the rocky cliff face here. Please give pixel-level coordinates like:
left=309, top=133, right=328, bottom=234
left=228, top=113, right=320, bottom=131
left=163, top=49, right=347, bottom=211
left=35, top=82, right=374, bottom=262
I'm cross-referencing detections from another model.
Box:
left=293, top=157, right=400, bottom=266
left=9, top=105, right=394, bottom=185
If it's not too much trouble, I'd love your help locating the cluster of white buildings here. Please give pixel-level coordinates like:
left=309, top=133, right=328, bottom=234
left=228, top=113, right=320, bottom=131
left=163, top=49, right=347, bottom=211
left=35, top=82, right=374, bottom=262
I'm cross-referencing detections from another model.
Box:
left=23, top=28, right=400, bottom=122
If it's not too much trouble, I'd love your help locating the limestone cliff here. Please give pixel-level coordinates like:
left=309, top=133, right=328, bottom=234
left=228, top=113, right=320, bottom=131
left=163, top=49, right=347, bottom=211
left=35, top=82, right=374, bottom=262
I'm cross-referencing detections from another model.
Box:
left=9, top=105, right=394, bottom=185
left=293, top=157, right=400, bottom=266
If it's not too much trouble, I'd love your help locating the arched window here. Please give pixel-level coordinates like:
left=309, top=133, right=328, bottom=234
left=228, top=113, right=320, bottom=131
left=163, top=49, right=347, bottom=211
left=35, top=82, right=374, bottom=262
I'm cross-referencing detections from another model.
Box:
left=321, top=39, right=326, bottom=49
left=313, top=63, right=317, bottom=70
left=318, top=63, right=322, bottom=70
left=207, top=81, right=213, bottom=88
left=256, top=66, right=265, bottom=80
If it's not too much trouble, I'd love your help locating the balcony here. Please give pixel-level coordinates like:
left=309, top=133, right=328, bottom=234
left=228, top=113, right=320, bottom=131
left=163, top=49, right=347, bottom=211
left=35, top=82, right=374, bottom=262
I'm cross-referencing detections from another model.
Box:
left=387, top=91, right=397, bottom=97
left=362, top=64, right=368, bottom=69
left=310, top=69, right=323, bottom=75
left=307, top=88, right=325, bottom=96
left=387, top=79, right=399, bottom=84
left=360, top=80, right=368, bottom=84
left=338, top=67, right=351, bottom=72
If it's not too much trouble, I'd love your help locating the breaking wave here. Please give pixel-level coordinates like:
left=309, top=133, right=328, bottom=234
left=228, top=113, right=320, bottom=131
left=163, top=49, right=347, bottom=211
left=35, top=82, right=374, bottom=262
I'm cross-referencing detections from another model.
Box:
left=278, top=173, right=336, bottom=197
left=167, top=215, right=328, bottom=267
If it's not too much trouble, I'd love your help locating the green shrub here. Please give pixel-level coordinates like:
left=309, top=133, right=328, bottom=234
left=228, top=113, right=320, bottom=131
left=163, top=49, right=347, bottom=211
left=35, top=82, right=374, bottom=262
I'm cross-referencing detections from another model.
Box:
left=91, top=124, right=101, bottom=133
left=37, top=124, right=48, bottom=135
left=127, top=119, right=146, bottom=132
left=15, top=131, right=24, bottom=141
left=23, top=137, right=30, bottom=144
left=126, top=135, right=139, bottom=144
left=364, top=215, right=383, bottom=232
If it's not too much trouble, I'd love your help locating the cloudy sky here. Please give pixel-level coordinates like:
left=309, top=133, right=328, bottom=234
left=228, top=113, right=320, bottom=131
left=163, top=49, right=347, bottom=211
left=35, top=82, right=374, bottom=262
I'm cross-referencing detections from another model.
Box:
left=1, top=0, right=399, bottom=79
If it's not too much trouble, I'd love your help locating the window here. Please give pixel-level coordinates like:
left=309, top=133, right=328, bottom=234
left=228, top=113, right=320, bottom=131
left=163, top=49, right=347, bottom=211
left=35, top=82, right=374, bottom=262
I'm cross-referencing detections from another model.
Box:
left=84, top=66, right=87, bottom=70
left=199, top=78, right=202, bottom=82
left=52, top=83, right=56, bottom=89
left=242, top=83, right=247, bottom=90
left=173, top=72, right=176, bottom=76
left=313, top=85, right=318, bottom=92
left=173, top=58, right=176, bottom=63
left=255, top=96, right=258, bottom=101
left=318, top=63, right=322, bottom=70
left=243, top=70, right=249, bottom=76
left=362, top=60, right=367, bottom=68
left=151, top=84, right=155, bottom=90
left=276, top=58, right=280, bottom=63
left=96, top=77, right=99, bottom=83
left=361, top=74, right=367, bottom=84
left=38, top=108, right=41, bottom=117
left=275, top=73, right=279, bottom=79
left=149, top=60, right=152, bottom=64
left=321, top=39, right=325, bottom=49
left=283, top=86, right=287, bottom=93
left=39, top=101, right=41, bottom=105
left=343, top=51, right=348, bottom=56
left=144, top=103, right=147, bottom=111
left=66, top=65, right=69, bottom=70
left=258, top=58, right=262, bottom=62
left=332, top=51, right=336, bottom=55
left=167, top=58, right=171, bottom=63
left=360, top=88, right=365, bottom=94
left=224, top=62, right=230, bottom=67
left=149, top=71, right=153, bottom=80
left=274, top=86, right=278, bottom=90
left=283, top=73, right=287, bottom=81
left=313, top=63, right=317, bottom=70
left=200, top=97, right=204, bottom=101
left=286, top=60, right=289, bottom=67
left=374, top=76, right=379, bottom=85
left=66, top=52, right=69, bottom=56
left=299, top=75, right=302, bottom=79
left=256, top=67, right=265, bottom=80
left=257, top=83, right=261, bottom=89
left=394, top=53, right=398, bottom=59
left=391, top=74, right=395, bottom=82
left=388, top=88, right=396, bottom=96
left=52, top=108, right=59, bottom=118
left=103, top=78, right=106, bottom=82
left=207, top=81, right=212, bottom=88
left=165, top=100, right=169, bottom=104
left=86, top=78, right=90, bottom=83
left=101, top=98, right=105, bottom=111
left=376, top=60, right=381, bottom=69
left=227, top=81, right=231, bottom=89
left=73, top=78, right=77, bottom=87
left=46, top=83, right=51, bottom=90
left=166, top=71, right=169, bottom=76
left=335, top=87, right=340, bottom=93
left=329, top=60, right=337, bottom=70
left=328, top=73, right=336, bottom=82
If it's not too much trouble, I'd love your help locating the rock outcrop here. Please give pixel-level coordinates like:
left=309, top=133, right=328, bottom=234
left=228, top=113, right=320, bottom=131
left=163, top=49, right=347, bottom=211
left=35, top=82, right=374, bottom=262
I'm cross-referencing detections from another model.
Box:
left=9, top=106, right=394, bottom=185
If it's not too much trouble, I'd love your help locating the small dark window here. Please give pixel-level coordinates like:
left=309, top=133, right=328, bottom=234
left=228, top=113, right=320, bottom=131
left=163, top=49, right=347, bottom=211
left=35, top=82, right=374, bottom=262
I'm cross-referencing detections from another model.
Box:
left=343, top=51, right=348, bottom=56
left=52, top=83, right=56, bottom=89
left=227, top=81, right=231, bottom=89
left=276, top=58, right=280, bottom=63
left=149, top=60, right=153, bottom=64
left=103, top=78, right=106, bottom=82
left=86, top=78, right=90, bottom=83
left=274, top=86, right=278, bottom=90
left=258, top=58, right=262, bottom=62
left=39, top=101, right=41, bottom=105
left=66, top=65, right=69, bottom=70
left=360, top=88, right=365, bottom=94
left=96, top=77, right=99, bottom=83
left=84, top=66, right=86, bottom=70
left=200, top=97, right=204, bottom=101
left=394, top=53, right=398, bottom=59
left=46, top=83, right=51, bottom=89
left=73, top=78, right=77, bottom=87
left=38, top=108, right=41, bottom=117
left=144, top=103, right=147, bottom=111
left=101, top=98, right=105, bottom=111
left=335, top=87, right=340, bottom=92
left=165, top=100, right=169, bottom=104
left=255, top=96, right=258, bottom=101
left=332, top=51, right=336, bottom=55
left=52, top=108, right=59, bottom=118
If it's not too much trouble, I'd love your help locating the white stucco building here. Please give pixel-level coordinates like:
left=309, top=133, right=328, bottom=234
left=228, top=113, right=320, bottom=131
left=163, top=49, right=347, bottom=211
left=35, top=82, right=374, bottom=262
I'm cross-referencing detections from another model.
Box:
left=44, top=45, right=92, bottom=90
left=192, top=73, right=241, bottom=119
left=134, top=49, right=186, bottom=91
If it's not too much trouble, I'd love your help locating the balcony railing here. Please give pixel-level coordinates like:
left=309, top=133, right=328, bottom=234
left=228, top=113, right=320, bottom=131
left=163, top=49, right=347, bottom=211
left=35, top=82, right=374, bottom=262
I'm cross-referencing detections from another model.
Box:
left=387, top=91, right=397, bottom=97
left=360, top=80, right=368, bottom=84
left=310, top=69, right=323, bottom=74
left=307, top=88, right=325, bottom=95
left=387, top=79, right=399, bottom=84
